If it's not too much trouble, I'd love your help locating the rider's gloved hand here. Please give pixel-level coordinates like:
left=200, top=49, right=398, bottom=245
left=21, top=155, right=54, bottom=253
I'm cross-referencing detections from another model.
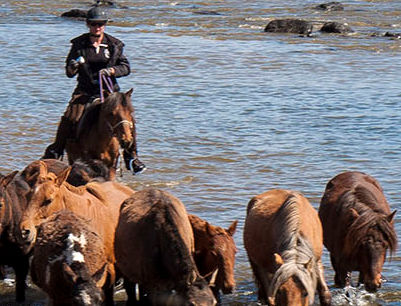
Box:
left=99, top=67, right=115, bottom=77
left=68, top=59, right=80, bottom=70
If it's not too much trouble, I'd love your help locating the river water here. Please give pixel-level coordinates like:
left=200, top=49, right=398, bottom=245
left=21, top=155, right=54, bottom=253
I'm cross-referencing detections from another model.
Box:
left=0, top=0, right=401, bottom=305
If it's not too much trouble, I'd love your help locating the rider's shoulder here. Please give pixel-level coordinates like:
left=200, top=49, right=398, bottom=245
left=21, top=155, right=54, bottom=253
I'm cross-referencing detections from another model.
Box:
left=70, top=33, right=90, bottom=45
left=104, top=33, right=125, bottom=48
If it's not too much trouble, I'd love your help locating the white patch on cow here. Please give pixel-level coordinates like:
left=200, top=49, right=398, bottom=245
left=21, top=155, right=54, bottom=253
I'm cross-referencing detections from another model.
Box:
left=80, top=290, right=92, bottom=305
left=65, top=233, right=87, bottom=264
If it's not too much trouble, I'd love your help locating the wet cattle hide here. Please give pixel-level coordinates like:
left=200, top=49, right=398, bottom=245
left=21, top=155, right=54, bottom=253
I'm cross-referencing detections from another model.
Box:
left=114, top=188, right=217, bottom=306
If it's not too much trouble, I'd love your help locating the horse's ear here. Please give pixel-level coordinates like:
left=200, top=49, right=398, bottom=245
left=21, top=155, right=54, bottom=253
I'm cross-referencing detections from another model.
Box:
left=350, top=208, right=360, bottom=221
left=186, top=269, right=197, bottom=286
left=387, top=210, right=396, bottom=223
left=55, top=167, right=71, bottom=187
left=208, top=268, right=218, bottom=287
left=274, top=253, right=283, bottom=268
left=0, top=171, right=18, bottom=188
left=206, top=222, right=214, bottom=237
left=125, top=88, right=134, bottom=97
left=226, top=220, right=238, bottom=236
left=304, top=257, right=313, bottom=272
left=38, top=161, right=48, bottom=176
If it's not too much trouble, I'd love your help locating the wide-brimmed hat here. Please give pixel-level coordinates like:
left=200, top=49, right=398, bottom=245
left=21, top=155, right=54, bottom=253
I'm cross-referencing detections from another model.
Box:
left=86, top=7, right=108, bottom=23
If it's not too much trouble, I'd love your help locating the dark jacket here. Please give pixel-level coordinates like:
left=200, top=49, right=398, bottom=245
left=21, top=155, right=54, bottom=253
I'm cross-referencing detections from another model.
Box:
left=66, top=33, right=131, bottom=96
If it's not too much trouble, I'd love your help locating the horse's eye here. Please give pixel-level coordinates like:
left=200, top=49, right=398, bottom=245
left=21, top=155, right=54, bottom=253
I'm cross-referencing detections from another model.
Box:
left=42, top=199, right=53, bottom=206
left=302, top=291, right=308, bottom=298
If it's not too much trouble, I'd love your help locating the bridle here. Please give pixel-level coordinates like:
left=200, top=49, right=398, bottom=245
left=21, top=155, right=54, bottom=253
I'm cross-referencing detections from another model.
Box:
left=107, top=120, right=133, bottom=135
left=99, top=72, right=134, bottom=136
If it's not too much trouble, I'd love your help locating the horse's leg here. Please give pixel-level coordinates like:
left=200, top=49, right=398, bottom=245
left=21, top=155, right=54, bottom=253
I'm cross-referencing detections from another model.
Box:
left=103, top=272, right=115, bottom=306
left=249, top=259, right=268, bottom=304
left=123, top=277, right=140, bottom=306
left=211, top=286, right=222, bottom=305
left=14, top=254, right=29, bottom=302
left=331, top=254, right=347, bottom=288
left=316, top=259, right=332, bottom=306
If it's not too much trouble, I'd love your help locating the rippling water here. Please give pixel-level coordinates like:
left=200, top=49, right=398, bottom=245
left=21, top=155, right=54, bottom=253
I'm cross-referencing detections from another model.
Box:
left=0, top=0, right=401, bottom=305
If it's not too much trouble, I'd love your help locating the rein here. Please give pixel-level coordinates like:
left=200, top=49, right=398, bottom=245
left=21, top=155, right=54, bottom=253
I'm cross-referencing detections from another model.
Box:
left=99, top=72, right=114, bottom=103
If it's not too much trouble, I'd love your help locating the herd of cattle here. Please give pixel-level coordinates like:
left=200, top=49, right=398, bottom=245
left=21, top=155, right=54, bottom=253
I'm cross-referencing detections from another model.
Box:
left=0, top=158, right=397, bottom=306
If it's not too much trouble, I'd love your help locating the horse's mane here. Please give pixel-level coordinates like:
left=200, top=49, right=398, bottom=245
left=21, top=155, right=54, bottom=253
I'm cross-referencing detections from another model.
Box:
left=76, top=103, right=102, bottom=139
left=343, top=185, right=398, bottom=257
left=76, top=92, right=133, bottom=139
left=268, top=193, right=318, bottom=305
left=63, top=181, right=107, bottom=205
left=101, top=92, right=133, bottom=114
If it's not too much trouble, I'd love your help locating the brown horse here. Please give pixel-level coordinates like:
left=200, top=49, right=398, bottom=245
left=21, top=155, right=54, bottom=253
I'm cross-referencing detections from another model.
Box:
left=65, top=89, right=137, bottom=180
left=0, top=171, right=31, bottom=302
left=188, top=214, right=237, bottom=304
left=31, top=210, right=107, bottom=306
left=244, top=189, right=331, bottom=306
left=18, top=161, right=134, bottom=306
left=319, top=171, right=397, bottom=292
left=114, top=188, right=217, bottom=306
left=21, top=158, right=110, bottom=188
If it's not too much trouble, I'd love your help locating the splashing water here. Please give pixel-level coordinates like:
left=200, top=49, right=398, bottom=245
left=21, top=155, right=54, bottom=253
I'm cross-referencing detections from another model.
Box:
left=332, top=285, right=379, bottom=306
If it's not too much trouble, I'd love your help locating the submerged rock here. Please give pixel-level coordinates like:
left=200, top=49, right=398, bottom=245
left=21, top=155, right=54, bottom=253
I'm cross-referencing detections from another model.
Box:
left=60, top=9, right=87, bottom=19
left=320, top=21, right=354, bottom=33
left=264, top=19, right=313, bottom=35
left=315, top=2, right=344, bottom=11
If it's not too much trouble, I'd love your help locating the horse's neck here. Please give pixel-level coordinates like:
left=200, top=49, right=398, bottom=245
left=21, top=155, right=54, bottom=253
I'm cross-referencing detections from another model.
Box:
left=57, top=184, right=91, bottom=209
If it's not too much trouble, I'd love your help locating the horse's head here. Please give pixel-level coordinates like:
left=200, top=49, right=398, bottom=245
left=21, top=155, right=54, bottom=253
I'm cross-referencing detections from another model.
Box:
left=206, top=220, right=238, bottom=295
left=267, top=253, right=318, bottom=306
left=103, top=88, right=135, bottom=150
left=347, top=208, right=397, bottom=292
left=19, top=161, right=71, bottom=253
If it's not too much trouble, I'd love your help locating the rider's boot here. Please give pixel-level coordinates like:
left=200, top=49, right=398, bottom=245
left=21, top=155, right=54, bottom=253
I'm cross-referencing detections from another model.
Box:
left=123, top=143, right=146, bottom=175
left=42, top=116, right=70, bottom=160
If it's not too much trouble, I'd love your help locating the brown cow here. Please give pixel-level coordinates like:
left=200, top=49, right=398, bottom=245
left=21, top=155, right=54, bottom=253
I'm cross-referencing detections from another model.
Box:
left=114, top=188, right=217, bottom=306
left=31, top=210, right=108, bottom=306
left=188, top=214, right=237, bottom=304
left=18, top=161, right=134, bottom=306
left=244, top=189, right=331, bottom=306
left=319, top=171, right=397, bottom=292
left=0, top=171, right=31, bottom=302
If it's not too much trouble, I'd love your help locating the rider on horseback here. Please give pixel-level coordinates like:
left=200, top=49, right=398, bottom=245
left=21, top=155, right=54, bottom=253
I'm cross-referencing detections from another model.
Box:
left=43, top=7, right=146, bottom=174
